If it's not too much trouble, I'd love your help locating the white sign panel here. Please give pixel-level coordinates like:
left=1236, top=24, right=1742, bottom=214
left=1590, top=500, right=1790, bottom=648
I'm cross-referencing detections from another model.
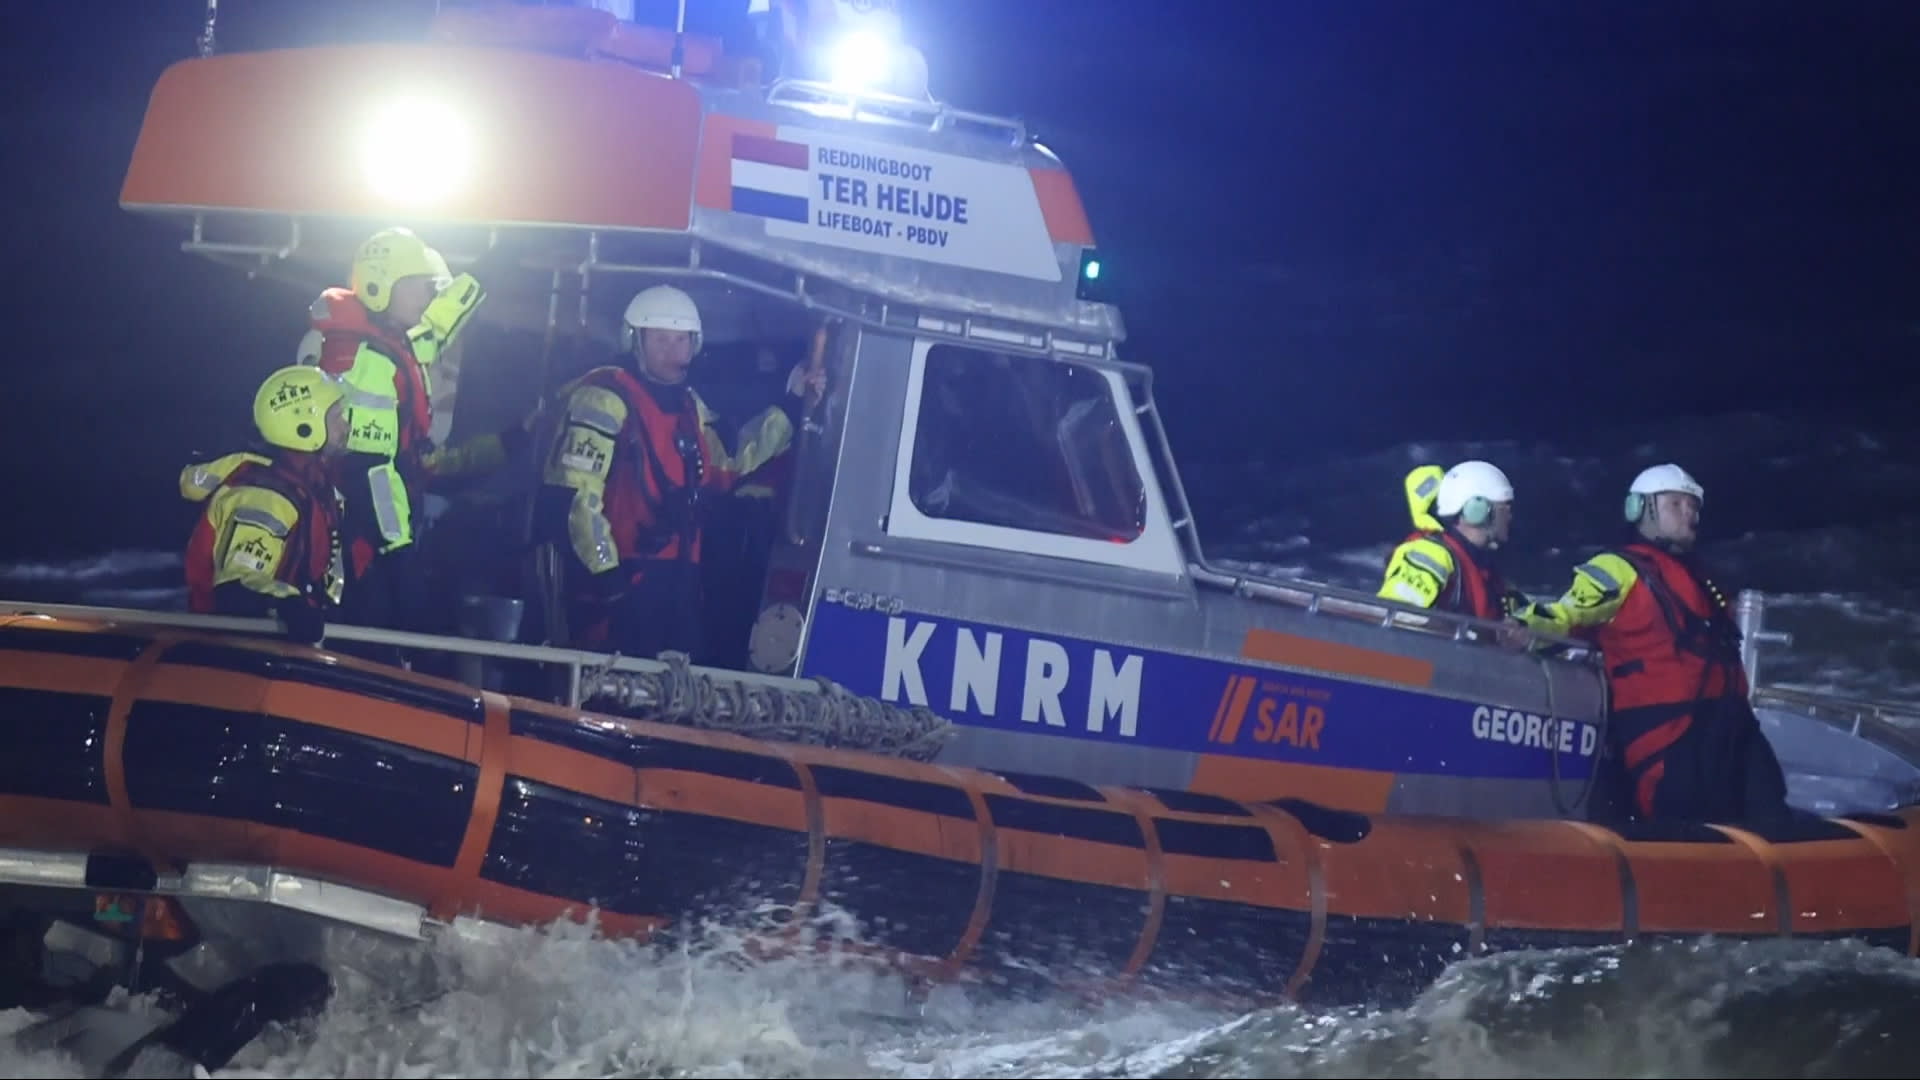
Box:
left=726, top=127, right=1064, bottom=282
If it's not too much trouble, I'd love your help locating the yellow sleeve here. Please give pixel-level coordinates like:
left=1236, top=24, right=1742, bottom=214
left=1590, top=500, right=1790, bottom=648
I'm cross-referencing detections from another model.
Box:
left=406, top=272, right=485, bottom=366
left=1378, top=536, right=1456, bottom=609
left=541, top=384, right=627, bottom=574
left=206, top=485, right=304, bottom=600
left=179, top=452, right=272, bottom=503
left=695, top=391, right=794, bottom=493
left=1518, top=552, right=1640, bottom=636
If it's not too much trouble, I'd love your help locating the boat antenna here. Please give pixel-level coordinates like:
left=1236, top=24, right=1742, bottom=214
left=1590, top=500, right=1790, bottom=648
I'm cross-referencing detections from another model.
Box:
left=671, top=0, right=687, bottom=78
left=198, top=0, right=218, bottom=57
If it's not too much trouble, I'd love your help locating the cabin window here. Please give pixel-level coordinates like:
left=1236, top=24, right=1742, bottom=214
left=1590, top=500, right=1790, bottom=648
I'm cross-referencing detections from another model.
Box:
left=906, top=345, right=1147, bottom=543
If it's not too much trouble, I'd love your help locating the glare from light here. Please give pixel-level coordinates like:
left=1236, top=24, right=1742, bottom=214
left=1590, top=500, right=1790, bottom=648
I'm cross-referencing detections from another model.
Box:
left=828, top=31, right=894, bottom=91
left=359, top=96, right=474, bottom=206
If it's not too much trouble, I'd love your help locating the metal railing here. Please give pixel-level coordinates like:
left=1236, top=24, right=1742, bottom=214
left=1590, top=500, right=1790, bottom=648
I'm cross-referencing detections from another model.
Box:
left=0, top=600, right=811, bottom=713
left=1733, top=588, right=1920, bottom=752
left=763, top=78, right=1029, bottom=147
left=1733, top=588, right=1796, bottom=692
left=164, top=214, right=1120, bottom=361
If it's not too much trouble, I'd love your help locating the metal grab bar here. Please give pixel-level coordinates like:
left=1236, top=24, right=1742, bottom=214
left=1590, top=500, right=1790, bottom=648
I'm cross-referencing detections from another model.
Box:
left=0, top=600, right=811, bottom=710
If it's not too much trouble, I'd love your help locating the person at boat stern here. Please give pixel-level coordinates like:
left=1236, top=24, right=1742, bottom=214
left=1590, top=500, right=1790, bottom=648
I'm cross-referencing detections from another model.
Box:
left=1521, top=463, right=1791, bottom=827
left=300, top=226, right=499, bottom=635
left=536, top=284, right=824, bottom=661
left=180, top=365, right=350, bottom=646
left=1378, top=460, right=1536, bottom=633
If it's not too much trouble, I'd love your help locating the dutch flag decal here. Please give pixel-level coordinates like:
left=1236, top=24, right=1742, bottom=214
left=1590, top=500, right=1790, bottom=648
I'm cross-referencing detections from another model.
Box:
left=730, top=133, right=811, bottom=223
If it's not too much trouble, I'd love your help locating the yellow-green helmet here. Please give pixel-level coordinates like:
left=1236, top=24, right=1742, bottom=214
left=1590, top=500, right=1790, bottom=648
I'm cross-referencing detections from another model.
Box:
left=253, top=365, right=344, bottom=453
left=350, top=226, right=452, bottom=313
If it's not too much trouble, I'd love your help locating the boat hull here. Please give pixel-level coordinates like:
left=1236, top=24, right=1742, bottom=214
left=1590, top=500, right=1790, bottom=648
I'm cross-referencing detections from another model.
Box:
left=2, top=615, right=1917, bottom=1009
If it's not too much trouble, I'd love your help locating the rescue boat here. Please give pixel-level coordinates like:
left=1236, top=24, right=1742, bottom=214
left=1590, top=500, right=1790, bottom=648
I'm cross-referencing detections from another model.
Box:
left=5, top=1, right=1920, bottom=1050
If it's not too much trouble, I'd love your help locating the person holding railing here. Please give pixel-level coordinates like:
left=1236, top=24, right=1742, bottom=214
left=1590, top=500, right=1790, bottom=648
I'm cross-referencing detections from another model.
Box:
left=1522, top=463, right=1790, bottom=827
left=1378, top=461, right=1537, bottom=635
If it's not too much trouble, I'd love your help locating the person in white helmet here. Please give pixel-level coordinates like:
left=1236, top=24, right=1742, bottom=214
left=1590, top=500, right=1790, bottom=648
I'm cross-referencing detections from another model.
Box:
left=536, top=284, right=825, bottom=660
left=1378, top=460, right=1533, bottom=627
left=1524, top=463, right=1789, bottom=826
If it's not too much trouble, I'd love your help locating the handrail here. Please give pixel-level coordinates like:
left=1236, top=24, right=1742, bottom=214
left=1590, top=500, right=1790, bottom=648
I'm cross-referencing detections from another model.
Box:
left=1119, top=366, right=1598, bottom=661
left=167, top=216, right=1121, bottom=360
left=0, top=600, right=811, bottom=709
left=1733, top=588, right=1795, bottom=690
left=763, top=79, right=1028, bottom=147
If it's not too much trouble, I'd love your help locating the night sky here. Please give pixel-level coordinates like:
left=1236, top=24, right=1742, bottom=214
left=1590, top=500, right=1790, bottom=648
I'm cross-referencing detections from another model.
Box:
left=5, top=0, right=1918, bottom=564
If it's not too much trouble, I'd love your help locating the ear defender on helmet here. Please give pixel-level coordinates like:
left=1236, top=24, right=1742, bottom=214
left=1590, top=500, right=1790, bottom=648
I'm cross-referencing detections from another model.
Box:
left=1434, top=461, right=1513, bottom=527
left=1624, top=463, right=1703, bottom=524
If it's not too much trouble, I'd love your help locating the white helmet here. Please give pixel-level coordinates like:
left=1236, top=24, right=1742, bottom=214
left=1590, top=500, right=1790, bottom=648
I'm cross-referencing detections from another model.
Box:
left=620, top=285, right=702, bottom=355
left=1625, top=463, right=1704, bottom=522
left=1435, top=460, right=1513, bottom=526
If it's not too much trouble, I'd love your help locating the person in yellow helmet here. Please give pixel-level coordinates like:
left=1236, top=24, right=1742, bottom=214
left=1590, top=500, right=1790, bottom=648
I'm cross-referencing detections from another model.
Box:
left=302, top=225, right=502, bottom=632
left=1378, top=460, right=1535, bottom=631
left=181, top=366, right=350, bottom=645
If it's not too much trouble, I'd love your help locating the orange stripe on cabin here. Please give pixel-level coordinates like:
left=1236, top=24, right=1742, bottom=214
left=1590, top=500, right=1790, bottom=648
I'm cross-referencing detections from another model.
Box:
left=121, top=46, right=702, bottom=230
left=1207, top=675, right=1258, bottom=744
left=1240, top=627, right=1435, bottom=688
left=1188, top=755, right=1396, bottom=813
left=1028, top=167, right=1094, bottom=246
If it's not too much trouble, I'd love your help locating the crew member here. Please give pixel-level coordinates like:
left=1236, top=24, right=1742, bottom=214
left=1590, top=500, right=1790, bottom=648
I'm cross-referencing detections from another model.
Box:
left=302, top=226, right=491, bottom=630
left=538, top=284, right=824, bottom=661
left=181, top=365, right=349, bottom=646
left=1378, top=460, right=1532, bottom=624
left=1524, top=463, right=1790, bottom=825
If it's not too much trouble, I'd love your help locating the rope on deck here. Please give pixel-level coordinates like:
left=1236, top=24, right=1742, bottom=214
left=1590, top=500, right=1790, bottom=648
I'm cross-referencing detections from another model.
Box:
left=578, top=651, right=954, bottom=762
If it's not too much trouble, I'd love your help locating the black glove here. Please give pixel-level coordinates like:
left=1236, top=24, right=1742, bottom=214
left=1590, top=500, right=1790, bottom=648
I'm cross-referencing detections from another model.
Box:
left=275, top=596, right=327, bottom=647
left=586, top=566, right=630, bottom=606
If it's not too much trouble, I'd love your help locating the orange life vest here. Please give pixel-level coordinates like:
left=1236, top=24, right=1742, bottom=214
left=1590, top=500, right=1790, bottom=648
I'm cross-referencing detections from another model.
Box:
left=1586, top=541, right=1746, bottom=712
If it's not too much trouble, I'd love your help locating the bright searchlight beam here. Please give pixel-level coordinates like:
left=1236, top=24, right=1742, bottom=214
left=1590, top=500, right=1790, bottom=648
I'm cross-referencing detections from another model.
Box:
left=359, top=96, right=474, bottom=207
